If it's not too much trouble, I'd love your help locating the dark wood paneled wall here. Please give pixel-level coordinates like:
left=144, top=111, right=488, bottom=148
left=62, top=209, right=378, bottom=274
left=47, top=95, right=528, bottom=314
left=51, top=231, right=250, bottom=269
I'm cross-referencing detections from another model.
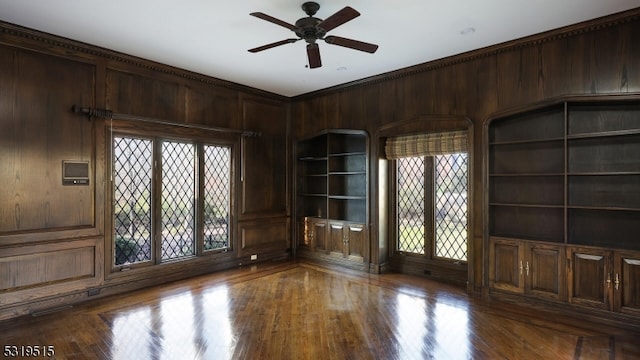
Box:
left=0, top=22, right=289, bottom=320
left=291, top=9, right=640, bottom=291
left=0, top=48, right=95, bottom=234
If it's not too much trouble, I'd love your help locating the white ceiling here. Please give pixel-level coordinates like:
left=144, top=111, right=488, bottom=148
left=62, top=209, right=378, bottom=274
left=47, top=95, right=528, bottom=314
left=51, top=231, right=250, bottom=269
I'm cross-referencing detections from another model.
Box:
left=0, top=1, right=637, bottom=97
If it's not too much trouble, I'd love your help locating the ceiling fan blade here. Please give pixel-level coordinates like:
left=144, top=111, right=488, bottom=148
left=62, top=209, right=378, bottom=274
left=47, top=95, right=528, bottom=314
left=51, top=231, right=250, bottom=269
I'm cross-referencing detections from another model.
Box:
left=248, top=39, right=299, bottom=53
left=307, top=43, right=322, bottom=69
left=250, top=12, right=297, bottom=30
left=317, top=6, right=360, bottom=32
left=324, top=36, right=378, bottom=53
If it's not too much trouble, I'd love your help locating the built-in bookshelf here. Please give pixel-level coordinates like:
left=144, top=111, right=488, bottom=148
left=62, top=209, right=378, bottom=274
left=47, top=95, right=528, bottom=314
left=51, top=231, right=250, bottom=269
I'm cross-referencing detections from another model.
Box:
left=488, top=99, right=640, bottom=250
left=297, top=130, right=368, bottom=224
left=296, top=130, right=369, bottom=268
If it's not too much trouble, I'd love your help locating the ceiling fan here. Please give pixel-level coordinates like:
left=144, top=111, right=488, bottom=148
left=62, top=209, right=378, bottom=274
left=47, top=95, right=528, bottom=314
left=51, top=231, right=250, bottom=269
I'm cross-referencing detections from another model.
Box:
left=248, top=2, right=378, bottom=69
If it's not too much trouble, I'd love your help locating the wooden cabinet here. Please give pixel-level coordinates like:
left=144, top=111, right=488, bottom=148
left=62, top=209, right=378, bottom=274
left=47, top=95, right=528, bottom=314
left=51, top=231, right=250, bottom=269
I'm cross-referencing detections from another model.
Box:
left=328, top=221, right=366, bottom=262
left=345, top=223, right=366, bottom=262
left=299, top=217, right=328, bottom=252
left=567, top=247, right=611, bottom=310
left=487, top=96, right=640, bottom=321
left=490, top=238, right=564, bottom=301
left=568, top=247, right=640, bottom=316
left=300, top=217, right=366, bottom=264
left=527, top=243, right=565, bottom=301
left=489, top=238, right=524, bottom=293
left=329, top=221, right=346, bottom=256
left=296, top=130, right=368, bottom=267
left=616, top=251, right=640, bottom=316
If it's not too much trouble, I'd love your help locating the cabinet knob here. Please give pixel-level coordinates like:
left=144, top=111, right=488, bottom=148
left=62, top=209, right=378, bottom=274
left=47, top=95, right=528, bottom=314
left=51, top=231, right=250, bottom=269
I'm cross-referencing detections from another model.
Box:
left=525, top=261, right=530, bottom=277
left=614, top=273, right=620, bottom=291
left=606, top=274, right=612, bottom=288
left=519, top=261, right=523, bottom=275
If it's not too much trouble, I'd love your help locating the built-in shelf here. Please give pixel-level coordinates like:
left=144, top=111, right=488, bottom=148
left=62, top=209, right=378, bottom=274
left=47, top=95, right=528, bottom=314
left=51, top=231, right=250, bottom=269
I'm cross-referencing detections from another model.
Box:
left=488, top=98, right=640, bottom=250
left=489, top=137, right=565, bottom=146
left=490, top=203, right=564, bottom=209
left=297, top=130, right=368, bottom=224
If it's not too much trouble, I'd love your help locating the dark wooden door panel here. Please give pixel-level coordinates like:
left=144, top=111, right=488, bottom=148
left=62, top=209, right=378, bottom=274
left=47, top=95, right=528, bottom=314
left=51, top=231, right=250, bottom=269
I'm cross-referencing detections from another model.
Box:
left=568, top=248, right=611, bottom=310
left=526, top=245, right=564, bottom=301
left=329, top=221, right=345, bottom=256
left=489, top=239, right=523, bottom=293
left=616, top=252, right=640, bottom=316
left=346, top=223, right=366, bottom=263
left=311, top=218, right=328, bottom=252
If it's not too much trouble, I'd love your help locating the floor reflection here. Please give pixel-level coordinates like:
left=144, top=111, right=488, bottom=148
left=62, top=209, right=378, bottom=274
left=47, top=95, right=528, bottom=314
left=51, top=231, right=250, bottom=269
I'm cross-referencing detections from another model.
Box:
left=391, top=290, right=471, bottom=359
left=109, top=284, right=233, bottom=360
left=198, top=286, right=233, bottom=358
left=111, top=307, right=154, bottom=359
left=394, top=293, right=429, bottom=358
left=158, top=292, right=197, bottom=359
left=433, top=302, right=469, bottom=359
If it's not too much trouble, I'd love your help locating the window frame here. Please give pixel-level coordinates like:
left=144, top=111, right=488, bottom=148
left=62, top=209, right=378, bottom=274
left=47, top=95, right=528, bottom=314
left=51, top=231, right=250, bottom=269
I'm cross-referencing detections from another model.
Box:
left=377, top=116, right=473, bottom=283
left=107, top=124, right=238, bottom=274
left=392, top=153, right=468, bottom=262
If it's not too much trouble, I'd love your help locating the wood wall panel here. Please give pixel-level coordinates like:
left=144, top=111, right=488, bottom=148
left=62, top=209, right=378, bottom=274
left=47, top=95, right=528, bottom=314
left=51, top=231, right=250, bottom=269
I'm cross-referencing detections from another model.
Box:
left=105, top=69, right=183, bottom=123
left=0, top=46, right=95, bottom=233
left=238, top=218, right=289, bottom=257
left=0, top=247, right=94, bottom=292
left=186, top=85, right=239, bottom=129
left=240, top=97, right=288, bottom=217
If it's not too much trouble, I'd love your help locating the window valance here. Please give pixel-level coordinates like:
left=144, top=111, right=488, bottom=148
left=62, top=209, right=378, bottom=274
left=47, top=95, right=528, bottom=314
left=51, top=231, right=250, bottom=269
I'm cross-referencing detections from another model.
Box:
left=384, top=130, right=468, bottom=159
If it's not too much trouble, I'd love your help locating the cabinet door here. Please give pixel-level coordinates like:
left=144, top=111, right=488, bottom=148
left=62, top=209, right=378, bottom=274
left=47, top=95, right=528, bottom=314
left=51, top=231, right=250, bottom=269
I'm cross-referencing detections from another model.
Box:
left=567, top=247, right=612, bottom=310
left=346, top=223, right=366, bottom=263
left=615, top=251, right=640, bottom=316
left=489, top=238, right=524, bottom=293
left=310, top=218, right=328, bottom=252
left=525, top=244, right=565, bottom=301
left=329, top=221, right=346, bottom=257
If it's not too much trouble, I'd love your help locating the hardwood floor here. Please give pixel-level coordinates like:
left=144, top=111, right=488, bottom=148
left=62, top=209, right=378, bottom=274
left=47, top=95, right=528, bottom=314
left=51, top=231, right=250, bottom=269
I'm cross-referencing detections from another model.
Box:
left=1, top=260, right=638, bottom=359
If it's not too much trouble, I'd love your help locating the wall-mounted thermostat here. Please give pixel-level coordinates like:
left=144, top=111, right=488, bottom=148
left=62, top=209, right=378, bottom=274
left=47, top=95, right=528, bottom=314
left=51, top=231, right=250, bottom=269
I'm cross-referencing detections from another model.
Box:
left=62, top=161, right=90, bottom=185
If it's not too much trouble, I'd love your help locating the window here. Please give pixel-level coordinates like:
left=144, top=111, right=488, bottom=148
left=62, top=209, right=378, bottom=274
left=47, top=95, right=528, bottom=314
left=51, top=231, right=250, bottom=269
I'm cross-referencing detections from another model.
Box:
left=113, top=135, right=232, bottom=267
left=396, top=153, right=468, bottom=261
left=386, top=130, right=468, bottom=263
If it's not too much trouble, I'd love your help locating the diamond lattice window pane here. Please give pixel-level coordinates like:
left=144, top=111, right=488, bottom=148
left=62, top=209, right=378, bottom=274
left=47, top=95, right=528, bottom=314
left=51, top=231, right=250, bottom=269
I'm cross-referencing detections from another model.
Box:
left=113, top=137, right=153, bottom=265
left=161, top=141, right=196, bottom=260
left=434, top=153, right=468, bottom=261
left=397, top=156, right=426, bottom=254
left=203, top=145, right=231, bottom=251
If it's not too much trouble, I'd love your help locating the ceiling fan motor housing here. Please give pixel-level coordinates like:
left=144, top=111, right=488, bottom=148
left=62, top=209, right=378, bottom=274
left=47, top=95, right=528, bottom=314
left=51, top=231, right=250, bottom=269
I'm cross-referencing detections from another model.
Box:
left=295, top=17, right=325, bottom=43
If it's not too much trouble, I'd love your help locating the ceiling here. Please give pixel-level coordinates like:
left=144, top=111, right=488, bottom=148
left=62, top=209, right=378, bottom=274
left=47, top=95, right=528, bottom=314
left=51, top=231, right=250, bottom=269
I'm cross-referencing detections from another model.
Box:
left=0, top=1, right=637, bottom=97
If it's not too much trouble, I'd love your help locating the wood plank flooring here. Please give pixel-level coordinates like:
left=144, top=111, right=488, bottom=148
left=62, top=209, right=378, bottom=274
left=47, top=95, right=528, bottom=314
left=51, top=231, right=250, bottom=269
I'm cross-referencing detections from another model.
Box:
left=1, top=260, right=638, bottom=359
